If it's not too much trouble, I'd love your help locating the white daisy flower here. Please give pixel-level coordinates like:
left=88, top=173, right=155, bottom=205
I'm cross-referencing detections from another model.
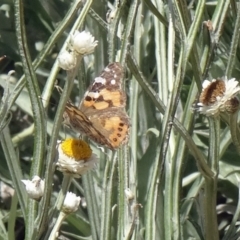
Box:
left=197, top=77, right=240, bottom=116
left=62, top=192, right=81, bottom=214
left=58, top=50, right=77, bottom=70
left=56, top=139, right=98, bottom=178
left=21, top=176, right=44, bottom=201
left=70, top=30, right=98, bottom=55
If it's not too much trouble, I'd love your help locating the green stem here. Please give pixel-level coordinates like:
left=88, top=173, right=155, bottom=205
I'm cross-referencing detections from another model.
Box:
left=204, top=117, right=220, bottom=240
left=14, top=0, right=47, bottom=236
left=229, top=113, right=240, bottom=155
left=100, top=155, right=117, bottom=240
left=44, top=176, right=72, bottom=240
left=0, top=126, right=27, bottom=218
left=48, top=211, right=67, bottom=240
left=225, top=0, right=240, bottom=77
left=82, top=172, right=100, bottom=240
left=117, top=148, right=129, bottom=240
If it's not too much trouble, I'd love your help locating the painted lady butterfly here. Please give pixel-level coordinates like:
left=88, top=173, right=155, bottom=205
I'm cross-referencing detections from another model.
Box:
left=63, top=62, right=130, bottom=150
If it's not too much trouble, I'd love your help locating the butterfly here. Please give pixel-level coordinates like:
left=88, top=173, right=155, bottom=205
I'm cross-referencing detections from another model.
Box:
left=63, top=62, right=130, bottom=150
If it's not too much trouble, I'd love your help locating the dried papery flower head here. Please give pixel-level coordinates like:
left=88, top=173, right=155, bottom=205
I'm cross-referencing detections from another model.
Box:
left=224, top=97, right=240, bottom=113
left=81, top=198, right=87, bottom=208
left=203, top=20, right=213, bottom=31
left=197, top=77, right=240, bottom=116
left=125, top=188, right=134, bottom=201
left=0, top=55, right=6, bottom=62
left=62, top=192, right=81, bottom=214
left=21, top=176, right=44, bottom=201
left=106, top=9, right=117, bottom=23
left=70, top=30, right=98, bottom=55
left=58, top=50, right=77, bottom=70
left=0, top=182, right=14, bottom=206
left=56, top=139, right=98, bottom=178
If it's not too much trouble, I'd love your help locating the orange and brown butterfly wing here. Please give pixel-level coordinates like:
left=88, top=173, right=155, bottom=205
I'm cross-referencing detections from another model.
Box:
left=64, top=62, right=130, bottom=149
left=80, top=62, right=126, bottom=113
left=88, top=110, right=130, bottom=149
left=64, top=103, right=116, bottom=149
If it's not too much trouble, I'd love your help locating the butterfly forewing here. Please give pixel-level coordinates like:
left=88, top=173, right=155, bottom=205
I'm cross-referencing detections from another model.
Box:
left=79, top=62, right=126, bottom=113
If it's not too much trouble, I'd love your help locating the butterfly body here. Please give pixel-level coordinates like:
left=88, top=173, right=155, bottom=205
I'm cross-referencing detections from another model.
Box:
left=64, top=62, right=130, bottom=150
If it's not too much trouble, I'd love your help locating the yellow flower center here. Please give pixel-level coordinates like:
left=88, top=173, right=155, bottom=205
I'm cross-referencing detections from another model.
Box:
left=61, top=139, right=92, bottom=160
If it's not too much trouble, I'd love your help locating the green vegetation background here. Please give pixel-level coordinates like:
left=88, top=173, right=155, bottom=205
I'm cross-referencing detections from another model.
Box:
left=0, top=0, right=240, bottom=240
